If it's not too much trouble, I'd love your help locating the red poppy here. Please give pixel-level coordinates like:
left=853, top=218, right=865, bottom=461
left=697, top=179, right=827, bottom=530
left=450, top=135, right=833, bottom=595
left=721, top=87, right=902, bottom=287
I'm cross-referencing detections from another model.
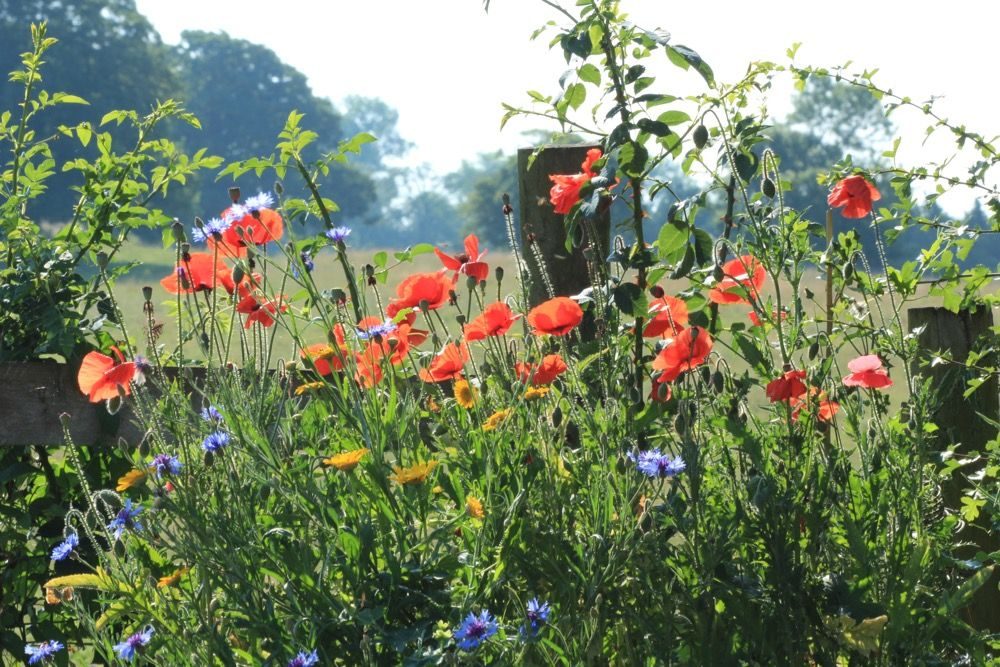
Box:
left=354, top=345, right=385, bottom=389
left=236, top=291, right=288, bottom=328
left=548, top=148, right=603, bottom=215
left=385, top=301, right=416, bottom=328
left=790, top=387, right=840, bottom=423
left=301, top=325, right=349, bottom=375
left=651, top=326, right=713, bottom=382
left=527, top=297, right=584, bottom=336
left=418, top=342, right=469, bottom=383
left=464, top=302, right=521, bottom=341
left=357, top=317, right=427, bottom=365
left=827, top=175, right=881, bottom=219
left=708, top=255, right=767, bottom=305
left=766, top=369, right=808, bottom=403
left=208, top=206, right=284, bottom=257
left=748, top=309, right=788, bottom=327
left=160, top=253, right=233, bottom=294
left=643, top=295, right=689, bottom=338
left=650, top=374, right=672, bottom=403
left=515, top=354, right=568, bottom=386
left=842, top=354, right=893, bottom=389
left=77, top=348, right=136, bottom=403
left=390, top=272, right=456, bottom=313
left=435, top=234, right=489, bottom=283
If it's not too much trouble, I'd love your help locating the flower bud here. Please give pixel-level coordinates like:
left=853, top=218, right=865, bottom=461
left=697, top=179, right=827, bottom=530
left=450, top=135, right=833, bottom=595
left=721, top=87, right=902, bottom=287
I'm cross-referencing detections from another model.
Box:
left=142, top=286, right=153, bottom=302
left=231, top=265, right=245, bottom=284
left=495, top=266, right=504, bottom=283
left=171, top=220, right=185, bottom=243
left=693, top=124, right=708, bottom=149
left=466, top=275, right=478, bottom=291
left=762, top=177, right=776, bottom=199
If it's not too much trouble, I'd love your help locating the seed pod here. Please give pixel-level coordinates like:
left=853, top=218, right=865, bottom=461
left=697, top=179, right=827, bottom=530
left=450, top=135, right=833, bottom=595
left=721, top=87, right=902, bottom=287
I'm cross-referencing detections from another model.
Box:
left=171, top=220, right=185, bottom=243
left=142, top=286, right=153, bottom=302
left=466, top=275, right=478, bottom=291
left=693, top=124, right=708, bottom=149
left=455, top=314, right=466, bottom=326
left=762, top=177, right=776, bottom=199
left=228, top=186, right=241, bottom=203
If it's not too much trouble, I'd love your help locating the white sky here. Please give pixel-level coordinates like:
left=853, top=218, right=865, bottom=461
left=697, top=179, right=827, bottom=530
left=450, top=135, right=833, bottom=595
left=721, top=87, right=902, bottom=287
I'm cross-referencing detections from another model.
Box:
left=136, top=0, right=999, bottom=213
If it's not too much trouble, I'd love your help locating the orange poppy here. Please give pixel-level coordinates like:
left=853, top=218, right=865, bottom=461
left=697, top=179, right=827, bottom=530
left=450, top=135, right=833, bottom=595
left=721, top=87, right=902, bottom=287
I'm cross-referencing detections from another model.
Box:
left=748, top=309, right=788, bottom=327
left=208, top=206, right=284, bottom=257
left=643, top=295, right=689, bottom=338
left=160, top=253, right=233, bottom=294
left=418, top=342, right=469, bottom=383
left=390, top=272, right=456, bottom=313
left=435, top=234, right=489, bottom=283
left=354, top=344, right=385, bottom=388
left=515, top=354, right=568, bottom=386
left=464, top=302, right=521, bottom=341
left=356, top=317, right=427, bottom=366
left=828, top=175, right=881, bottom=219
left=708, top=255, right=766, bottom=305
left=790, top=387, right=840, bottom=423
left=651, top=326, right=713, bottom=382
left=301, top=325, right=349, bottom=375
left=549, top=148, right=602, bottom=215
left=236, top=291, right=287, bottom=328
left=527, top=297, right=584, bottom=337
left=765, top=369, right=808, bottom=404
left=77, top=348, right=137, bottom=403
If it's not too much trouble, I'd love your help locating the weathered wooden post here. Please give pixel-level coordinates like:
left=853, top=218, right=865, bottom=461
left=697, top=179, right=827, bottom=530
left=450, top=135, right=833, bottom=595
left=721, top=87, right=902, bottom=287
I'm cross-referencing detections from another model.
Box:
left=909, top=306, right=1000, bottom=630
left=516, top=144, right=611, bottom=329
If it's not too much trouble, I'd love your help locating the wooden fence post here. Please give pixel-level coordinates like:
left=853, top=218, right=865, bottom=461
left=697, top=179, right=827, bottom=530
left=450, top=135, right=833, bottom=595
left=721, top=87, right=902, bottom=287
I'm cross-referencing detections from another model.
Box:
left=517, top=145, right=611, bottom=338
left=908, top=306, right=1000, bottom=630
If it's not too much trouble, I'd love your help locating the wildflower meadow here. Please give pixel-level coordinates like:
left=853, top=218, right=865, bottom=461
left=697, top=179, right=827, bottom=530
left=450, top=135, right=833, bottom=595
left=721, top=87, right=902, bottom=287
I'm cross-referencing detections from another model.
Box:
left=3, top=2, right=1000, bottom=665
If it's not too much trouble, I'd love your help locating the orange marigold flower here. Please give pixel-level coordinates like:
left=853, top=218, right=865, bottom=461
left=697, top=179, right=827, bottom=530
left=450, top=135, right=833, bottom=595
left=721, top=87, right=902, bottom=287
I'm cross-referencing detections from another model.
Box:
left=549, top=148, right=602, bottom=215
left=391, top=460, right=438, bottom=485
left=515, top=354, right=568, bottom=386
left=651, top=326, right=713, bottom=382
left=116, top=469, right=147, bottom=492
left=156, top=567, right=190, bottom=589
left=842, top=354, right=893, bottom=389
left=464, top=302, right=521, bottom=341
left=419, top=342, right=469, bottom=383
left=828, top=175, right=881, bottom=219
left=708, top=255, right=767, bottom=305
left=524, top=386, right=550, bottom=400
left=294, top=381, right=325, bottom=396
left=323, top=448, right=369, bottom=471
left=643, top=294, right=689, bottom=338
left=482, top=408, right=513, bottom=432
left=301, top=325, right=349, bottom=375
left=77, top=348, right=136, bottom=403
left=435, top=234, right=489, bottom=282
left=466, top=495, right=485, bottom=519
left=527, top=297, right=584, bottom=336
left=453, top=379, right=477, bottom=408
left=391, top=271, right=456, bottom=313
left=766, top=369, right=809, bottom=404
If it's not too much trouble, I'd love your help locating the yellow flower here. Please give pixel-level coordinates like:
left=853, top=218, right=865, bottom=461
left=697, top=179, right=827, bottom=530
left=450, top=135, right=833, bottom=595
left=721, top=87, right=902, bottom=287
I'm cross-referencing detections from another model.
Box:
left=482, top=408, right=513, bottom=432
left=524, top=386, right=550, bottom=400
left=116, top=469, right=147, bottom=492
left=156, top=566, right=190, bottom=589
left=323, top=448, right=369, bottom=472
left=391, top=460, right=438, bottom=486
left=295, top=381, right=326, bottom=396
left=465, top=495, right=484, bottom=519
left=453, top=379, right=477, bottom=408
left=432, top=485, right=444, bottom=494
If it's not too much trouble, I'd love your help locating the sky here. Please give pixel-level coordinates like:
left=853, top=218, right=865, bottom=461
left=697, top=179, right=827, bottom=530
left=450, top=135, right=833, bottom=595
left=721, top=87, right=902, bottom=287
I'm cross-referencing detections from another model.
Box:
left=136, top=0, right=999, bottom=212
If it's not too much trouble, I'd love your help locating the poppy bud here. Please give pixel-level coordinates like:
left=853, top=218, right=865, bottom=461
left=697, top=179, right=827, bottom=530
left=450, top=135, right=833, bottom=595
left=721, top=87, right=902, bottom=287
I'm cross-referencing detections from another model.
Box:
left=228, top=186, right=241, bottom=203
left=495, top=266, right=504, bottom=283
left=181, top=243, right=191, bottom=259
left=171, top=220, right=185, bottom=243
left=59, top=412, right=71, bottom=427
left=419, top=299, right=430, bottom=313
left=232, top=265, right=245, bottom=284
left=842, top=263, right=855, bottom=281
left=762, top=177, right=776, bottom=199
left=204, top=450, right=215, bottom=467
left=330, top=288, right=347, bottom=304
left=700, top=366, right=712, bottom=385
left=274, top=181, right=284, bottom=196
left=142, top=286, right=153, bottom=302
left=808, top=341, right=819, bottom=360
left=693, top=124, right=708, bottom=149
left=712, top=370, right=724, bottom=393
left=364, top=264, right=375, bottom=278
left=247, top=257, right=256, bottom=270
left=502, top=193, right=513, bottom=215
left=466, top=275, right=478, bottom=291
left=649, top=285, right=665, bottom=299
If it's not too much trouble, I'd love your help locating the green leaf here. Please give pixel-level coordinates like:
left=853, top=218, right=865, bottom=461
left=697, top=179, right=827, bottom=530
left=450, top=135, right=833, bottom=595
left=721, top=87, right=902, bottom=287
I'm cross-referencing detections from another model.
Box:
left=76, top=124, right=92, bottom=147
left=373, top=251, right=388, bottom=269
left=693, top=228, right=714, bottom=266
left=618, top=141, right=648, bottom=178
left=577, top=63, right=601, bottom=85
left=613, top=282, right=646, bottom=317
left=657, top=110, right=691, bottom=125
left=943, top=565, right=995, bottom=614
left=564, top=83, right=586, bottom=111
left=656, top=220, right=688, bottom=263
left=666, top=45, right=715, bottom=87
left=410, top=243, right=434, bottom=257
left=637, top=118, right=671, bottom=137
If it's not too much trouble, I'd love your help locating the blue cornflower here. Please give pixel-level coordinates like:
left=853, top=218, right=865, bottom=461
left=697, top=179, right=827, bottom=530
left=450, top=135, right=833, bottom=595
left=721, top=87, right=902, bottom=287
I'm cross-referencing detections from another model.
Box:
left=454, top=610, right=498, bottom=651
left=201, top=431, right=230, bottom=453
left=149, top=453, right=182, bottom=478
left=244, top=192, right=274, bottom=212
left=520, top=598, right=551, bottom=639
left=628, top=449, right=686, bottom=479
left=300, top=251, right=314, bottom=274
left=25, top=640, right=64, bottom=664
left=113, top=625, right=154, bottom=661
left=325, top=226, right=352, bottom=244
left=357, top=318, right=397, bottom=340
left=200, top=405, right=224, bottom=424
left=51, top=532, right=79, bottom=561
left=287, top=649, right=319, bottom=667
left=107, top=499, right=143, bottom=541
left=224, top=203, right=247, bottom=223
left=192, top=216, right=232, bottom=243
